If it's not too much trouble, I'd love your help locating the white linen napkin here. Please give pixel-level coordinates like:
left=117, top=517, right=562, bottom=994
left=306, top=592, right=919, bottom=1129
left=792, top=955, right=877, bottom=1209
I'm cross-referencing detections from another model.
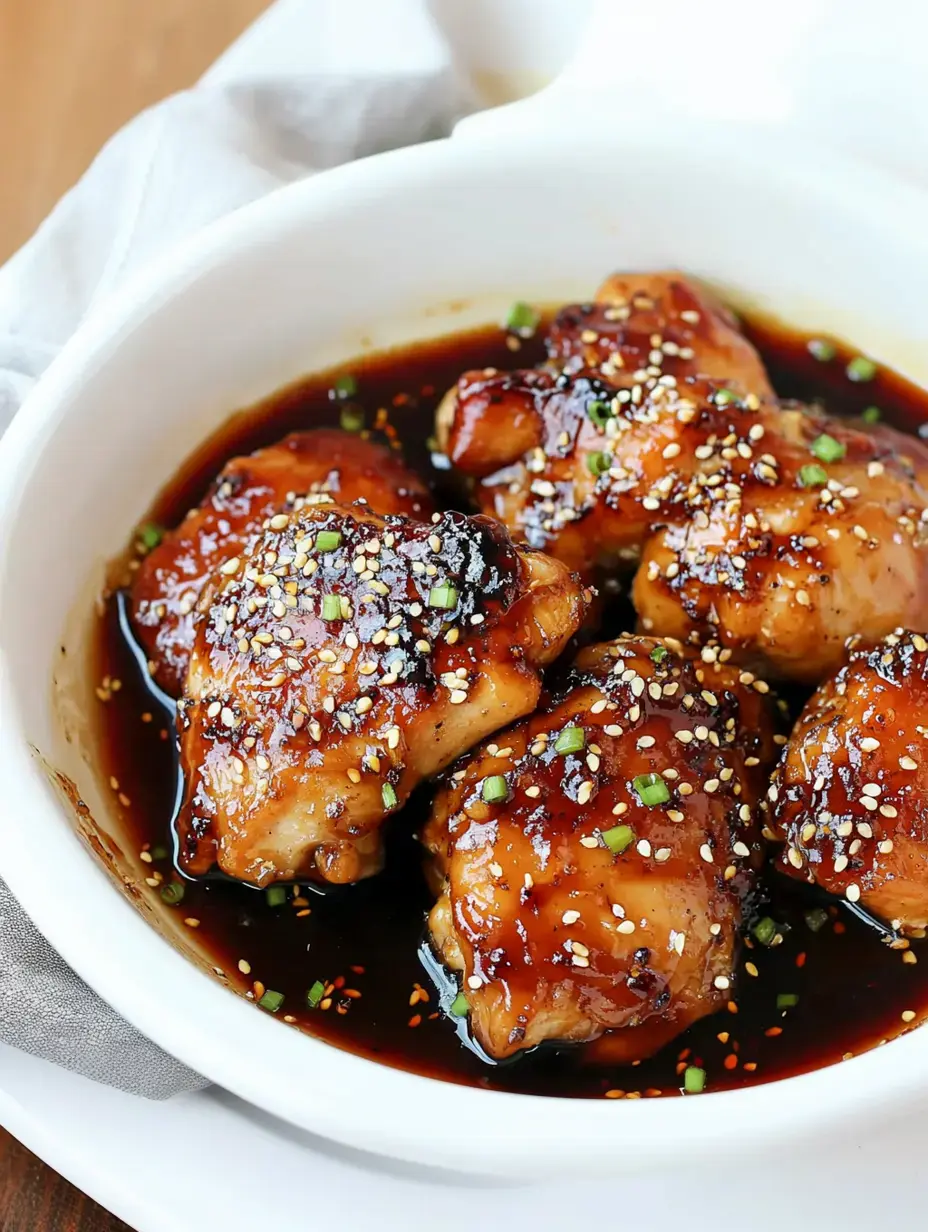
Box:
left=0, top=0, right=474, bottom=1098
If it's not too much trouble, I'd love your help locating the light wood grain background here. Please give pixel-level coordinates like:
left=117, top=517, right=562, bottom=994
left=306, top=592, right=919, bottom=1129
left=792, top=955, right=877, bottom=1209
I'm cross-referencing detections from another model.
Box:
left=0, top=0, right=271, bottom=261
left=0, top=4, right=271, bottom=1222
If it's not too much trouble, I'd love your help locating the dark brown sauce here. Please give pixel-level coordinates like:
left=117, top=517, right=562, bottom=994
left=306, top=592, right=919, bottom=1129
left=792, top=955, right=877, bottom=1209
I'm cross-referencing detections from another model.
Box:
left=95, top=315, right=928, bottom=1098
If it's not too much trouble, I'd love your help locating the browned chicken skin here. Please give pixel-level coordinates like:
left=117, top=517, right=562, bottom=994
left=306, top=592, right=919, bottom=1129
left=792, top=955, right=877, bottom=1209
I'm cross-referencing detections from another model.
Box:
left=634, top=405, right=928, bottom=683
left=176, top=502, right=588, bottom=887
left=769, top=629, right=928, bottom=933
left=423, top=634, right=780, bottom=1062
left=131, top=429, right=434, bottom=695
left=435, top=272, right=774, bottom=575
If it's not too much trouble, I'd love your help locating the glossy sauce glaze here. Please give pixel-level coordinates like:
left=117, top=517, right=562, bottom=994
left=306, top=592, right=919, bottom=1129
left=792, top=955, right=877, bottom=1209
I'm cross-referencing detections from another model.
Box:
left=95, top=315, right=928, bottom=1098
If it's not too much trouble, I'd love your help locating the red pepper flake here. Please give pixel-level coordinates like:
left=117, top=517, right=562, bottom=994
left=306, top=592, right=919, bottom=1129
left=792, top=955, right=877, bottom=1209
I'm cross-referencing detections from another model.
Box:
left=796, top=951, right=807, bottom=968
left=677, top=1047, right=691, bottom=1062
left=727, top=1000, right=739, bottom=1014
left=408, top=1014, right=422, bottom=1028
left=724, top=1054, right=739, bottom=1071
left=644, top=1088, right=662, bottom=1098
left=343, top=988, right=362, bottom=1000
left=421, top=384, right=435, bottom=397
left=765, top=1026, right=783, bottom=1037
left=333, top=975, right=346, bottom=990
left=743, top=1062, right=758, bottom=1072
left=350, top=964, right=366, bottom=976
left=392, top=393, right=410, bottom=408
left=675, top=1061, right=687, bottom=1076
left=605, top=1089, right=624, bottom=1099
left=428, top=1012, right=439, bottom=1021
left=834, top=921, right=846, bottom=935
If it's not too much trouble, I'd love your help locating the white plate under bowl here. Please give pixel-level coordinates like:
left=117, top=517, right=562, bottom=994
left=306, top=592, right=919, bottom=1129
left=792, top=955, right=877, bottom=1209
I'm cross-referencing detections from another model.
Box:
left=2, top=122, right=928, bottom=1177
left=1, top=1042, right=926, bottom=1232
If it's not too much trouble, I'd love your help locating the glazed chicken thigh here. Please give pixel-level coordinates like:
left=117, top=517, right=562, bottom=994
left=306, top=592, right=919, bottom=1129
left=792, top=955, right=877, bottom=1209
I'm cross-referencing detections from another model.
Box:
left=132, top=429, right=434, bottom=694
left=769, top=629, right=928, bottom=933
left=176, top=502, right=588, bottom=886
left=435, top=272, right=774, bottom=575
left=634, top=404, right=928, bottom=682
left=424, top=634, right=779, bottom=1061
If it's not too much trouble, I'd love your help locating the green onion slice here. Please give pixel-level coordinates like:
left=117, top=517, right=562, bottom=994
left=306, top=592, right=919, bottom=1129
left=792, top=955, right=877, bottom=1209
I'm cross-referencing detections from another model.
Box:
left=339, top=405, right=365, bottom=433
left=753, top=916, right=778, bottom=946
left=258, top=989, right=285, bottom=1013
left=322, top=594, right=343, bottom=621
left=650, top=645, right=669, bottom=664
left=846, top=356, right=877, bottom=382
left=601, top=824, right=634, bottom=854
left=306, top=980, right=326, bottom=1008
left=861, top=405, right=881, bottom=424
left=314, top=530, right=343, bottom=553
left=332, top=374, right=358, bottom=398
left=777, top=992, right=800, bottom=1010
left=587, top=450, right=612, bottom=477
left=714, top=388, right=738, bottom=406
left=450, top=992, right=470, bottom=1017
left=160, top=881, right=185, bottom=906
left=427, top=584, right=458, bottom=610
left=798, top=463, right=829, bottom=488
left=804, top=907, right=829, bottom=933
left=381, top=783, right=398, bottom=810
left=632, top=772, right=671, bottom=807
left=482, top=775, right=509, bottom=804
left=586, top=399, right=612, bottom=429
left=810, top=433, right=846, bottom=464
left=138, top=522, right=164, bottom=551
left=683, top=1066, right=706, bottom=1094
left=554, top=726, right=586, bottom=756
left=505, top=301, right=540, bottom=334
left=266, top=886, right=287, bottom=908
left=807, top=339, right=836, bottom=362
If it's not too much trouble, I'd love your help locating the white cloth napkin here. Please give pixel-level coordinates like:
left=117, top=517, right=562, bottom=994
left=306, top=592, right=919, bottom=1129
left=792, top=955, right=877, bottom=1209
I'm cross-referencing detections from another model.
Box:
left=0, top=0, right=474, bottom=1098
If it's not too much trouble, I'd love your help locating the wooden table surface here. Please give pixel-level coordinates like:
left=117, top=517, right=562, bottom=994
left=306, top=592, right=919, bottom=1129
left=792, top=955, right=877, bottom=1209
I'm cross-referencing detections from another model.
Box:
left=0, top=5, right=269, bottom=1225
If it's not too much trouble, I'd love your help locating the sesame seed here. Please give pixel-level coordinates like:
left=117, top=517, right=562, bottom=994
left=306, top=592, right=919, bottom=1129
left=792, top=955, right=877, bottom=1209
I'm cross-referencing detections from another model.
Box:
left=860, top=737, right=880, bottom=751
left=617, top=919, right=636, bottom=935
left=846, top=884, right=861, bottom=903
left=562, top=910, right=581, bottom=925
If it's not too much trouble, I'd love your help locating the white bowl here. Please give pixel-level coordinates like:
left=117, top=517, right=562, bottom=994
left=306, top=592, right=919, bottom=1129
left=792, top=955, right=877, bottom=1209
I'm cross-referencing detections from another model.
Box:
left=3, top=115, right=928, bottom=1177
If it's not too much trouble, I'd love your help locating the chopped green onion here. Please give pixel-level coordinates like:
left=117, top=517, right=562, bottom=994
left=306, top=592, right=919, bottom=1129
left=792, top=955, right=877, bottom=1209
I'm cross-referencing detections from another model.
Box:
left=586, top=450, right=612, bottom=477
left=322, top=594, right=343, bottom=621
left=714, top=388, right=738, bottom=406
left=777, top=993, right=800, bottom=1010
left=810, top=433, right=846, bottom=464
left=632, top=772, right=671, bottom=808
left=427, top=584, right=458, bottom=610
left=798, top=463, right=829, bottom=488
left=601, top=824, right=634, bottom=854
left=804, top=908, right=829, bottom=933
left=846, top=356, right=877, bottom=382
left=683, top=1066, right=706, bottom=1094
left=861, top=405, right=881, bottom=424
left=339, top=404, right=365, bottom=433
left=381, top=783, right=398, bottom=810
left=306, top=980, right=326, bottom=1009
left=160, top=881, right=185, bottom=906
left=505, top=301, right=540, bottom=334
left=138, top=522, right=164, bottom=551
left=332, top=374, right=358, bottom=398
left=314, top=530, right=342, bottom=553
left=266, top=886, right=287, bottom=907
left=650, top=645, right=669, bottom=664
left=151, top=845, right=168, bottom=861
left=258, top=989, right=285, bottom=1013
left=807, top=338, right=836, bottom=362
left=753, top=916, right=778, bottom=946
left=554, top=726, right=586, bottom=756
left=482, top=775, right=509, bottom=804
left=587, top=399, right=612, bottom=429
left=450, top=992, right=470, bottom=1017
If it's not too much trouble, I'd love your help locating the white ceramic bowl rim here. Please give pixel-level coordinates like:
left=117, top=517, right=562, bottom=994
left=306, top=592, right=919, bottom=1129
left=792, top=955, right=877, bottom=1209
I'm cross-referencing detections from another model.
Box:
left=3, top=124, right=928, bottom=1175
